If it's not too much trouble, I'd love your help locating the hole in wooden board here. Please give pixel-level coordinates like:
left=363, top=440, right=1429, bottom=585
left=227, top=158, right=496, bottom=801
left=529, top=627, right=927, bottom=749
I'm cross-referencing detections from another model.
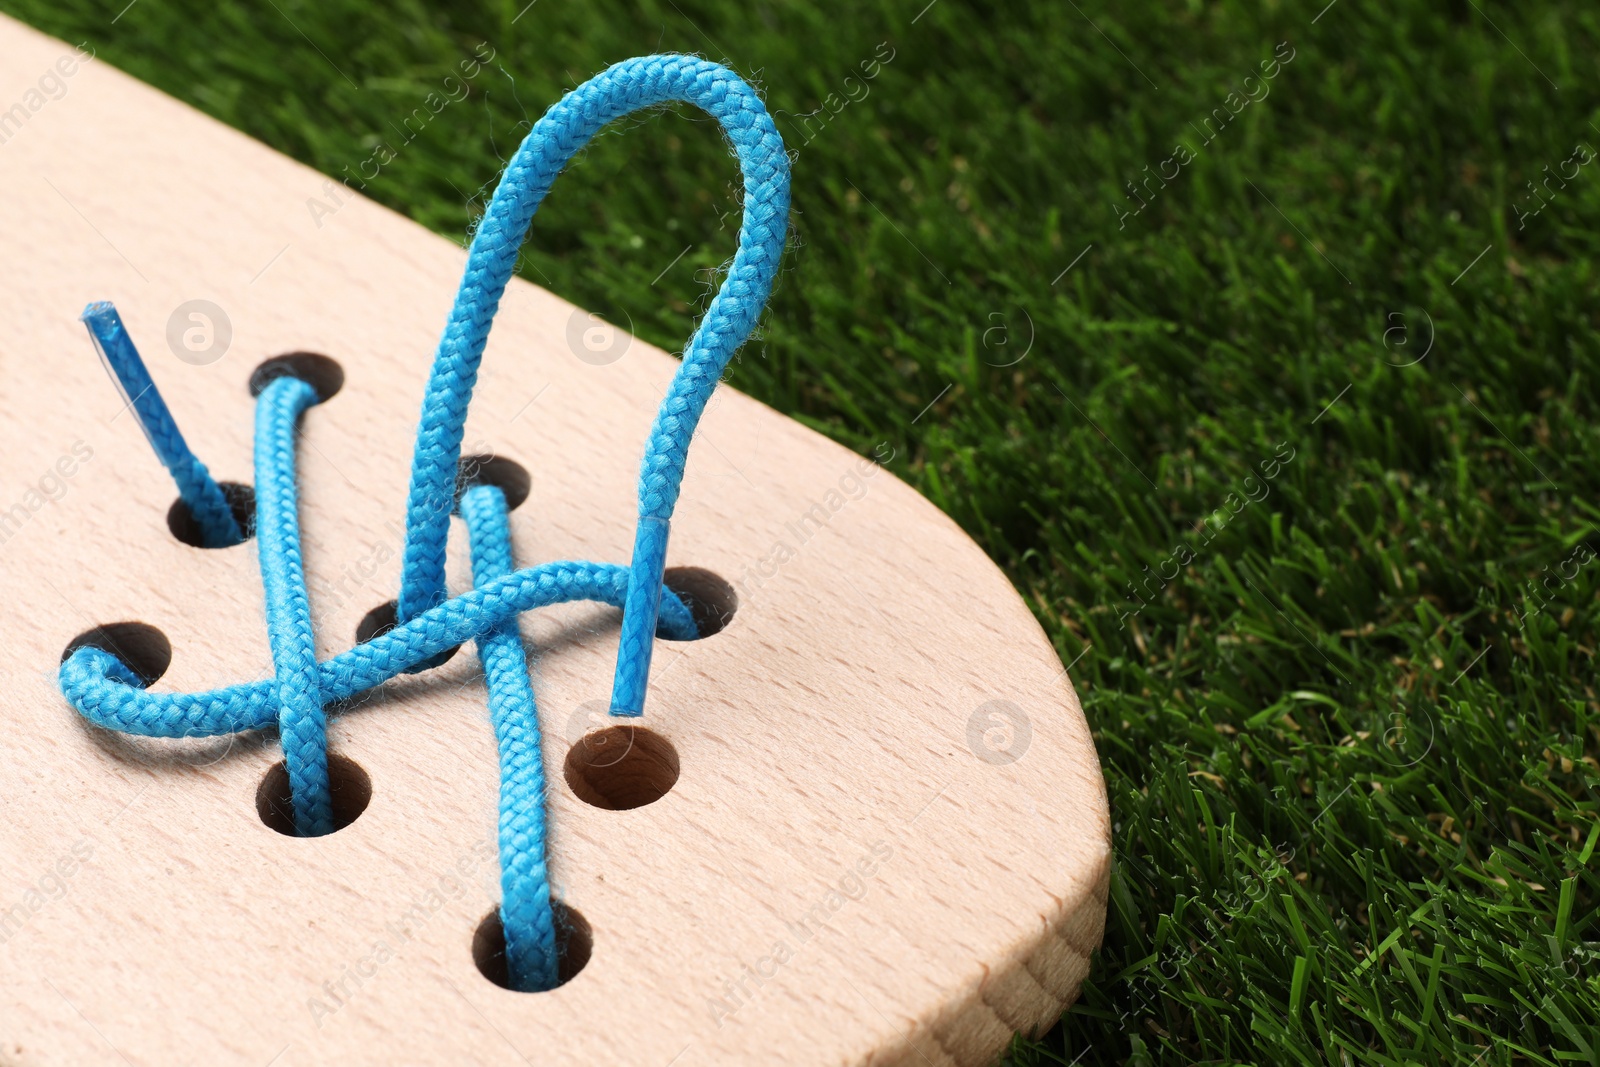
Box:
left=256, top=753, right=371, bottom=836
left=661, top=566, right=737, bottom=639
left=564, top=726, right=678, bottom=810
left=355, top=599, right=460, bottom=670
left=248, top=352, right=344, bottom=403
left=455, top=453, right=531, bottom=512
left=166, top=481, right=256, bottom=547
left=472, top=904, right=592, bottom=991
left=61, top=622, right=172, bottom=686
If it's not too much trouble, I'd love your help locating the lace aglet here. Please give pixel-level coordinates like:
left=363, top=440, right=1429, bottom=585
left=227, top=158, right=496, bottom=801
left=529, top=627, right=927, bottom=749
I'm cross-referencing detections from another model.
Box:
left=81, top=301, right=245, bottom=548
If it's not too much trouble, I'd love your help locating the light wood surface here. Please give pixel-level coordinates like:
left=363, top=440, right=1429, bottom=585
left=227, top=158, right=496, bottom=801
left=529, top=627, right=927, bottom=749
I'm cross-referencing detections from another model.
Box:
left=0, top=16, right=1108, bottom=1066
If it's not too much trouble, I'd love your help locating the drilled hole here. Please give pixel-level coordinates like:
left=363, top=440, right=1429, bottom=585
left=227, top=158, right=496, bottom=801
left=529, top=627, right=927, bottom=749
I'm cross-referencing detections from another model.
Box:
left=472, top=904, right=592, bottom=991
left=455, top=453, right=531, bottom=512
left=256, top=753, right=371, bottom=836
left=61, top=622, right=172, bottom=686
left=356, top=599, right=460, bottom=670
left=166, top=481, right=256, bottom=548
left=662, top=566, right=737, bottom=638
left=564, top=726, right=678, bottom=810
left=249, top=352, right=344, bottom=403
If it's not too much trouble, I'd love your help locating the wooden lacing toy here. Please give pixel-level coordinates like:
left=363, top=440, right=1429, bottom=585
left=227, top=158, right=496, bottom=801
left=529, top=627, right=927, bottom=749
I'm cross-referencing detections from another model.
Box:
left=2, top=21, right=1108, bottom=1067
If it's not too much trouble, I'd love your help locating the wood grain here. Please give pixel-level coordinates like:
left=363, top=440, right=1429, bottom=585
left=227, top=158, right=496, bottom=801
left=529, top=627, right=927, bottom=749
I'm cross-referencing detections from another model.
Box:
left=0, top=16, right=1108, bottom=1066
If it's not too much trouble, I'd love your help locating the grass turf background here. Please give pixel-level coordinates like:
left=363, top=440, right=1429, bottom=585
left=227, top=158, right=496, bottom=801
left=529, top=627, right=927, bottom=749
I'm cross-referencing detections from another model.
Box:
left=7, top=0, right=1599, bottom=1063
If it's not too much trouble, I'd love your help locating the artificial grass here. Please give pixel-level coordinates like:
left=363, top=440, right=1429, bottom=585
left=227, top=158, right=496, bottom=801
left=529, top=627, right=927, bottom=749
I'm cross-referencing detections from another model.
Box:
left=8, top=0, right=1598, bottom=1062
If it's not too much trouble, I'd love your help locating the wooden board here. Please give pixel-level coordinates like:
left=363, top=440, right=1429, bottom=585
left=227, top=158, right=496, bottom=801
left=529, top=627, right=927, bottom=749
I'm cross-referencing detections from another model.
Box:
left=0, top=17, right=1109, bottom=1067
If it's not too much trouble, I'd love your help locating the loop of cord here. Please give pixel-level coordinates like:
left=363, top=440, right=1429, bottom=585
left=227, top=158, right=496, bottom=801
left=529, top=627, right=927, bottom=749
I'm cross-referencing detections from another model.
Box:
left=57, top=53, right=788, bottom=994
left=393, top=53, right=790, bottom=717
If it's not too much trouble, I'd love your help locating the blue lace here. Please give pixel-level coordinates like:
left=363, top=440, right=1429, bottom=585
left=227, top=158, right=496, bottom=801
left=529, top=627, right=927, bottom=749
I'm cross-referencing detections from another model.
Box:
left=59, top=54, right=789, bottom=993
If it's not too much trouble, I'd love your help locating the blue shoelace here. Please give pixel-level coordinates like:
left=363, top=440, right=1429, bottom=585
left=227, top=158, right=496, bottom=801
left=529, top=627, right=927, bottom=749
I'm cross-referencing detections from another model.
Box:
left=59, top=54, right=790, bottom=992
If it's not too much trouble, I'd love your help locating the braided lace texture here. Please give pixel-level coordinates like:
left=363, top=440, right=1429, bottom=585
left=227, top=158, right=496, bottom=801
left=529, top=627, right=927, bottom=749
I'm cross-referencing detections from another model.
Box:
left=395, top=53, right=790, bottom=715
left=58, top=54, right=789, bottom=993
left=462, top=484, right=560, bottom=990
